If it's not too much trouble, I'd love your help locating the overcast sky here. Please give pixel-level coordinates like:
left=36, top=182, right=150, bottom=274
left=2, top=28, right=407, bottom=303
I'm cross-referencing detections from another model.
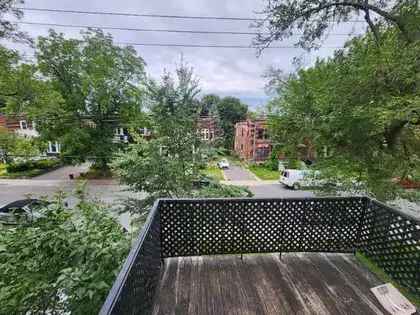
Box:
left=5, top=0, right=368, bottom=108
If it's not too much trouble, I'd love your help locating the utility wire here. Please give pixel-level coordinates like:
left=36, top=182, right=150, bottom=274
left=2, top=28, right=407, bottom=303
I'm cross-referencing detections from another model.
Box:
left=112, top=42, right=343, bottom=49
left=17, top=7, right=365, bottom=23
left=16, top=7, right=264, bottom=21
left=16, top=21, right=362, bottom=37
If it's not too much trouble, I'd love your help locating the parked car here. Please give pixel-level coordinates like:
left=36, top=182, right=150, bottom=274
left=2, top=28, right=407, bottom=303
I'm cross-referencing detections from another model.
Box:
left=280, top=169, right=322, bottom=190
left=0, top=199, right=49, bottom=226
left=217, top=159, right=230, bottom=169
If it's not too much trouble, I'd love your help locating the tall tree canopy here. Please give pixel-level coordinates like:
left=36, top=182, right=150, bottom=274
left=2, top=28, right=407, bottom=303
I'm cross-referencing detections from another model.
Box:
left=256, top=0, right=420, bottom=50
left=216, top=97, right=248, bottom=149
left=113, top=63, right=203, bottom=214
left=268, top=26, right=420, bottom=199
left=20, top=29, right=146, bottom=169
left=200, top=94, right=221, bottom=116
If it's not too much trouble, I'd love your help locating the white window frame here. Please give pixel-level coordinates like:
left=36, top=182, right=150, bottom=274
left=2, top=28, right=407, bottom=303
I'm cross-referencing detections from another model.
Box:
left=200, top=128, right=210, bottom=141
left=47, top=141, right=61, bottom=154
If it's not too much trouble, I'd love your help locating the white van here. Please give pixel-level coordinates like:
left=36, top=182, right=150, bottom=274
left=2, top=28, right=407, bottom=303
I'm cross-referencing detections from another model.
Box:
left=280, top=169, right=320, bottom=190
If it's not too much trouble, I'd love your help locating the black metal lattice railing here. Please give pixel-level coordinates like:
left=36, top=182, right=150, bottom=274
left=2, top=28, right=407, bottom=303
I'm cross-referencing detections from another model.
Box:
left=100, top=197, right=420, bottom=315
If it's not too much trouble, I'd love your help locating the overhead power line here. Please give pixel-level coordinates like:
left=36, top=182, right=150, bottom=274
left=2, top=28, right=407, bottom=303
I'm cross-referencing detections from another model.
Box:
left=16, top=21, right=362, bottom=37
left=116, top=42, right=342, bottom=49
left=18, top=7, right=262, bottom=21
left=17, top=7, right=365, bottom=23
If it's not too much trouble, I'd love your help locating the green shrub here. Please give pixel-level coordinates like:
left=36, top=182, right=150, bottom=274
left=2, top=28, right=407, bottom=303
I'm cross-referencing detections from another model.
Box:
left=193, top=182, right=253, bottom=198
left=0, top=199, right=130, bottom=315
left=6, top=159, right=60, bottom=173
left=6, top=161, right=35, bottom=172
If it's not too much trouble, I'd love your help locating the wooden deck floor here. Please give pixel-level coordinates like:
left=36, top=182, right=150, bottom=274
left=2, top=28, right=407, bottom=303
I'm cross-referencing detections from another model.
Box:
left=153, top=253, right=391, bottom=315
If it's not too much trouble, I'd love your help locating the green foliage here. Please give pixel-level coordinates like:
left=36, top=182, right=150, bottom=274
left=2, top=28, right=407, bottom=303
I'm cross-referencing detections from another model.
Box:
left=268, top=26, right=420, bottom=200
left=248, top=164, right=279, bottom=180
left=113, top=62, right=204, bottom=219
left=200, top=94, right=221, bottom=116
left=0, top=198, right=130, bottom=314
left=201, top=165, right=224, bottom=181
left=0, top=126, right=45, bottom=163
left=216, top=97, right=248, bottom=149
left=14, top=29, right=147, bottom=169
left=356, top=252, right=420, bottom=307
left=6, top=158, right=60, bottom=173
left=192, top=182, right=253, bottom=198
left=256, top=0, right=420, bottom=50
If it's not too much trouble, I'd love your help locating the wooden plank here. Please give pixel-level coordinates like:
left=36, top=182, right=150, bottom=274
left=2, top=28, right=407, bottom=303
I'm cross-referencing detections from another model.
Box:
left=306, top=253, right=386, bottom=314
left=152, top=254, right=392, bottom=315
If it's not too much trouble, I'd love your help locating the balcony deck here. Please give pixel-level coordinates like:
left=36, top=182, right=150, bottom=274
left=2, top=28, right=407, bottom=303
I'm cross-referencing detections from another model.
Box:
left=153, top=253, right=388, bottom=315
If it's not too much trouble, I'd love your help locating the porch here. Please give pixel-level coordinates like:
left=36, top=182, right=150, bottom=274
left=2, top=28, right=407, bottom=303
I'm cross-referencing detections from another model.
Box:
left=100, top=197, right=420, bottom=315
left=154, top=253, right=386, bottom=315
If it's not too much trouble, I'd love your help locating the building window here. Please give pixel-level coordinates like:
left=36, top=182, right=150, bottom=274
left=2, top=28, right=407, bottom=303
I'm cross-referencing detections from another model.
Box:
left=115, top=128, right=124, bottom=136
left=139, top=127, right=150, bottom=137
left=47, top=141, right=61, bottom=154
left=19, top=120, right=27, bottom=130
left=200, top=129, right=210, bottom=141
left=256, top=147, right=270, bottom=159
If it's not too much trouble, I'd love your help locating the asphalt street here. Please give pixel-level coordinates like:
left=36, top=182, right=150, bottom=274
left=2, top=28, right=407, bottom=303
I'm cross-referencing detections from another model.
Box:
left=0, top=165, right=143, bottom=229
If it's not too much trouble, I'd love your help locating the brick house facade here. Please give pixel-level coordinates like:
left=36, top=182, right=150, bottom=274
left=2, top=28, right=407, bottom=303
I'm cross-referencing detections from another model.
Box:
left=0, top=113, right=61, bottom=154
left=234, top=118, right=272, bottom=162
left=197, top=115, right=220, bottom=142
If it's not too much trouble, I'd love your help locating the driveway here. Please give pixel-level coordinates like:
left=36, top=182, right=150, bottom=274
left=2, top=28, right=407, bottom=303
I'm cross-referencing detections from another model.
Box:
left=223, top=165, right=255, bottom=181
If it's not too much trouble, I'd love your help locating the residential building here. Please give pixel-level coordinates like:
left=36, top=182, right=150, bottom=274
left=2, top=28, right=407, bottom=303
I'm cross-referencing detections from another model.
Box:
left=234, top=118, right=272, bottom=162
left=197, top=115, right=220, bottom=142
left=0, top=113, right=60, bottom=155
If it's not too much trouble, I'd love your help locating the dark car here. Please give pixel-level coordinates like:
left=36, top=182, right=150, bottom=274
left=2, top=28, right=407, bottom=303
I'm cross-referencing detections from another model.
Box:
left=0, top=199, right=49, bottom=226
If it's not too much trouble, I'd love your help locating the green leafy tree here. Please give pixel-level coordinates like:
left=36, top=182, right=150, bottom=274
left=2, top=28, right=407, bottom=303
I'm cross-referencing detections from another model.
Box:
left=200, top=94, right=221, bottom=116
left=256, top=0, right=420, bottom=50
left=27, top=29, right=146, bottom=170
left=267, top=26, right=420, bottom=199
left=0, top=197, right=130, bottom=314
left=0, top=126, right=16, bottom=162
left=216, top=97, right=248, bottom=149
left=113, top=63, right=203, bottom=217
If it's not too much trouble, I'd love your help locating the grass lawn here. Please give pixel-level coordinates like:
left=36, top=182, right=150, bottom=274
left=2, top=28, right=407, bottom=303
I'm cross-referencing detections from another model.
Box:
left=201, top=165, right=224, bottom=181
left=356, top=252, right=420, bottom=307
left=248, top=165, right=279, bottom=180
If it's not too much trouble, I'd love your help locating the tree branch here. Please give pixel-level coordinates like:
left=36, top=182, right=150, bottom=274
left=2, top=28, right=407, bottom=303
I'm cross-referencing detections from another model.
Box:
left=295, top=1, right=408, bottom=39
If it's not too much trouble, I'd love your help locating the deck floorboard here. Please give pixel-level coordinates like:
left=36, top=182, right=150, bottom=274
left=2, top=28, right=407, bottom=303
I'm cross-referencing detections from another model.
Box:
left=153, top=253, right=389, bottom=315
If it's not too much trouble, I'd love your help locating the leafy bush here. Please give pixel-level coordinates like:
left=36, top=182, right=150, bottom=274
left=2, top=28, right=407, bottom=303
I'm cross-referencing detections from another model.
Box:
left=193, top=182, right=253, bottom=198
left=6, top=158, right=61, bottom=173
left=0, top=199, right=130, bottom=314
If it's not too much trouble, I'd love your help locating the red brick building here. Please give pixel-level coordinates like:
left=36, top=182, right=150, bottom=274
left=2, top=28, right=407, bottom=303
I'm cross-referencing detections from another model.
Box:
left=197, top=115, right=220, bottom=142
left=234, top=118, right=272, bottom=162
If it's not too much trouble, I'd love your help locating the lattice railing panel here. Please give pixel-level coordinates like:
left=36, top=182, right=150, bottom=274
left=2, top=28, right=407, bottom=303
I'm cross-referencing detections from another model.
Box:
left=358, top=200, right=420, bottom=295
left=160, top=197, right=365, bottom=257
left=100, top=205, right=162, bottom=315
